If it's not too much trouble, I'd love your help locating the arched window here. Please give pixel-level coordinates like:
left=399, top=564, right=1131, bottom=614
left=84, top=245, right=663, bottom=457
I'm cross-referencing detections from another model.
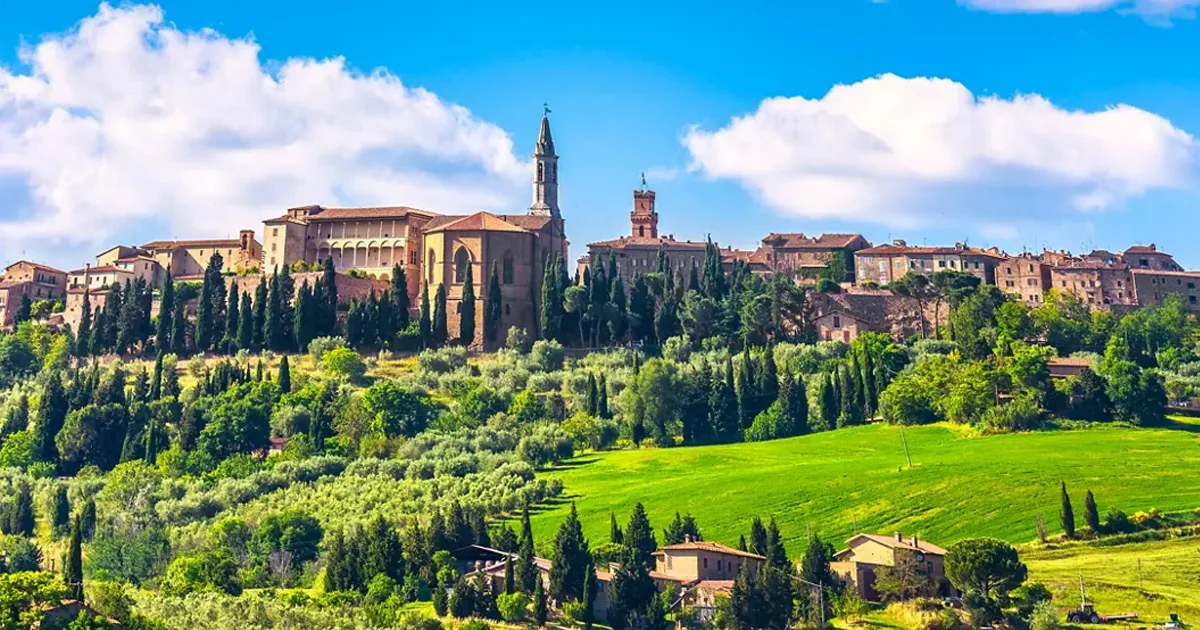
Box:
left=427, top=250, right=435, bottom=285
left=638, top=225, right=645, bottom=237
left=537, top=162, right=544, bottom=182
left=502, top=250, right=515, bottom=284
left=454, top=247, right=470, bottom=283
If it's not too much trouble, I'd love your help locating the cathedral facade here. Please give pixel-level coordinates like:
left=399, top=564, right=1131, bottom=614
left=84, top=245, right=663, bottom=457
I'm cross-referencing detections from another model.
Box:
left=260, top=112, right=569, bottom=347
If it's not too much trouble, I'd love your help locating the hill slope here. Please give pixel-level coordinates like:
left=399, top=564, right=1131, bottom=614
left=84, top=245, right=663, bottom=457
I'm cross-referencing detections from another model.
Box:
left=529, top=423, right=1200, bottom=557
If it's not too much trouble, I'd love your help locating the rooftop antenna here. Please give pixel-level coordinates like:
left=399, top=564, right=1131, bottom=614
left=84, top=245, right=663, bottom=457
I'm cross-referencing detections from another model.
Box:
left=641, top=172, right=647, bottom=189
left=543, top=102, right=551, bottom=116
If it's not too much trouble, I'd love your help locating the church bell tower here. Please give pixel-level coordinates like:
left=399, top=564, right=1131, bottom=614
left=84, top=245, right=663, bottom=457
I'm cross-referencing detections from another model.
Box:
left=529, top=107, right=560, bottom=219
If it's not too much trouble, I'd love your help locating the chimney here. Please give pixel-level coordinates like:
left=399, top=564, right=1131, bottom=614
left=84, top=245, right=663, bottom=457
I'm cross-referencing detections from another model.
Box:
left=684, top=534, right=693, bottom=544
left=912, top=535, right=919, bottom=549
left=893, top=239, right=907, bottom=247
left=1150, top=243, right=1157, bottom=251
left=895, top=531, right=903, bottom=542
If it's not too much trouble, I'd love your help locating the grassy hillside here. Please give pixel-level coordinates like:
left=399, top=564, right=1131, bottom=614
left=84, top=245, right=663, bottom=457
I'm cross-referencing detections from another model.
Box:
left=529, top=422, right=1200, bottom=558
left=1025, top=536, right=1200, bottom=619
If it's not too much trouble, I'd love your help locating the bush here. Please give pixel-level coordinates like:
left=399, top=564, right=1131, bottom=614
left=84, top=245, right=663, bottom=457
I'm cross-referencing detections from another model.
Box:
left=529, top=340, right=565, bottom=372
left=460, top=620, right=489, bottom=630
left=1104, top=508, right=1132, bottom=534
left=322, top=347, right=366, bottom=380
left=497, top=591, right=529, bottom=622
left=1030, top=600, right=1060, bottom=630
left=505, top=327, right=531, bottom=354
left=309, top=337, right=349, bottom=363
left=1132, top=508, right=1161, bottom=525
left=981, top=393, right=1043, bottom=433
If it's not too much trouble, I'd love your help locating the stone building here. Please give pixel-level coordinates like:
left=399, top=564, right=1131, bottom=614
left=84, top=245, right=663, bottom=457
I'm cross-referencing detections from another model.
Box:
left=831, top=532, right=953, bottom=602
left=758, top=232, right=870, bottom=279
left=1049, top=260, right=1134, bottom=308
left=421, top=112, right=569, bottom=348
left=853, top=240, right=1006, bottom=286
left=0, top=261, right=68, bottom=322
left=1131, top=269, right=1200, bottom=311
left=261, top=205, right=436, bottom=301
left=1123, top=244, right=1182, bottom=272
left=581, top=179, right=759, bottom=285
left=140, top=233, right=263, bottom=278
left=996, top=254, right=1052, bottom=304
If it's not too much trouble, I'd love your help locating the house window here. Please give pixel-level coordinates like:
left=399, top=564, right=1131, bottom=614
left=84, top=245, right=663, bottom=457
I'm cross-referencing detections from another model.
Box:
left=428, top=250, right=436, bottom=285
left=1005, top=280, right=1014, bottom=287
left=667, top=557, right=673, bottom=570
left=717, top=560, right=722, bottom=572
left=832, top=316, right=841, bottom=329
left=938, top=261, right=946, bottom=268
left=703, top=558, right=708, bottom=569
left=503, top=250, right=515, bottom=284
left=505, top=304, right=511, bottom=316
left=454, top=248, right=471, bottom=283
left=1188, top=282, right=1196, bottom=290
left=1191, top=296, right=1197, bottom=304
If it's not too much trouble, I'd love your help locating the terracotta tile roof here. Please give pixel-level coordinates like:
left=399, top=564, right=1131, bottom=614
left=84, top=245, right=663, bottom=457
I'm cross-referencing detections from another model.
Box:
left=1130, top=269, right=1200, bottom=278
left=497, top=214, right=555, bottom=231
left=300, top=205, right=437, bottom=222
left=67, top=265, right=130, bottom=275
left=5, top=260, right=67, bottom=275
left=1048, top=356, right=1095, bottom=368
left=816, top=292, right=891, bottom=326
left=1053, top=260, right=1128, bottom=271
left=1124, top=245, right=1164, bottom=255
left=855, top=244, right=1006, bottom=260
left=722, top=247, right=771, bottom=267
left=653, top=540, right=766, bottom=561
left=850, top=533, right=946, bottom=556
left=142, top=239, right=241, bottom=250
left=422, top=211, right=532, bottom=234
left=115, top=256, right=159, bottom=264
left=587, top=235, right=708, bottom=250
left=692, top=580, right=735, bottom=593
left=761, top=232, right=867, bottom=250
left=0, top=280, right=28, bottom=290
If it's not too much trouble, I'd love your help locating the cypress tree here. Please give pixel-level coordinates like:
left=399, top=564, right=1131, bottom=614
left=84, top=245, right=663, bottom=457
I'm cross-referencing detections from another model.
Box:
left=8, top=484, right=34, bottom=536
left=820, top=373, right=839, bottom=430
left=610, top=512, right=624, bottom=544
left=238, top=291, right=253, bottom=351
left=144, top=419, right=160, bottom=466
left=265, top=272, right=283, bottom=351
left=432, top=574, right=449, bottom=616
left=346, top=299, right=364, bottom=348
left=51, top=484, right=70, bottom=538
left=582, top=568, right=598, bottom=629
left=781, top=372, right=808, bottom=436
left=65, top=514, right=84, bottom=600
left=540, top=255, right=562, bottom=343
left=34, top=373, right=68, bottom=462
left=195, top=253, right=224, bottom=351
left=598, top=374, right=610, bottom=419
left=13, top=295, right=31, bottom=325
left=253, top=277, right=267, bottom=351
left=155, top=271, right=174, bottom=353
left=459, top=261, right=476, bottom=346
left=149, top=353, right=163, bottom=401
left=609, top=274, right=627, bottom=343
left=1084, top=489, right=1100, bottom=533
left=419, top=283, right=432, bottom=349
left=278, top=355, right=292, bottom=394
left=749, top=517, right=768, bottom=558
left=279, top=264, right=296, bottom=349
left=294, top=281, right=316, bottom=352
left=517, top=505, right=538, bottom=593
left=433, top=284, right=448, bottom=348
left=485, top=263, right=502, bottom=345
left=170, top=295, right=188, bottom=356
left=391, top=264, right=410, bottom=332
left=587, top=373, right=599, bottom=416
left=225, top=283, right=240, bottom=352
left=503, top=555, right=515, bottom=595
left=759, top=345, right=778, bottom=411
left=532, top=576, right=548, bottom=626
left=624, top=503, right=656, bottom=565
left=548, top=503, right=589, bottom=603
left=322, top=256, right=339, bottom=334
left=163, top=360, right=181, bottom=398
left=79, top=498, right=96, bottom=541
left=861, top=349, right=877, bottom=418
left=89, top=308, right=106, bottom=357
left=628, top=275, right=654, bottom=344
left=76, top=290, right=92, bottom=357
left=1061, top=480, right=1076, bottom=539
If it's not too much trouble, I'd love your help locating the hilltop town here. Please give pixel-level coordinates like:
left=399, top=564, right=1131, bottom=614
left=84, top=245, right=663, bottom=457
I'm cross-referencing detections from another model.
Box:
left=2, top=112, right=1194, bottom=342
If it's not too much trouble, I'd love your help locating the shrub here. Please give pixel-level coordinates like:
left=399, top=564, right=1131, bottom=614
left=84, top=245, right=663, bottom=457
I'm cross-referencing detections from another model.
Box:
left=497, top=591, right=530, bottom=622
left=460, top=620, right=489, bottom=630
left=1104, top=508, right=1132, bottom=534
left=1132, top=508, right=1161, bottom=525
left=980, top=393, right=1043, bottom=433
left=529, top=340, right=565, bottom=372
left=505, top=327, right=531, bottom=354
left=1030, top=600, right=1060, bottom=630
left=322, top=347, right=366, bottom=380
left=309, top=337, right=349, bottom=363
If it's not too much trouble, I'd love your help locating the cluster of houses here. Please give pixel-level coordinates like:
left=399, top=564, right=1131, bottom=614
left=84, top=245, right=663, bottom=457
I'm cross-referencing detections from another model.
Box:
left=2, top=111, right=1197, bottom=343
left=453, top=530, right=951, bottom=621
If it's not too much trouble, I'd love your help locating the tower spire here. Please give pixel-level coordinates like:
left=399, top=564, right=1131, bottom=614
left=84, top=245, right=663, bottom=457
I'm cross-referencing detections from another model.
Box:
left=529, top=107, right=559, bottom=218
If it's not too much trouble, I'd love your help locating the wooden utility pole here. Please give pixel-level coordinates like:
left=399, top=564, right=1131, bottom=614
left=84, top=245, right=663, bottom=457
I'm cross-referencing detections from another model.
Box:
left=899, top=424, right=913, bottom=469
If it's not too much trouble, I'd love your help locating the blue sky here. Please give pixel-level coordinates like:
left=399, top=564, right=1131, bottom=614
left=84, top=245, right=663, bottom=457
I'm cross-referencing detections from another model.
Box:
left=2, top=0, right=1200, bottom=269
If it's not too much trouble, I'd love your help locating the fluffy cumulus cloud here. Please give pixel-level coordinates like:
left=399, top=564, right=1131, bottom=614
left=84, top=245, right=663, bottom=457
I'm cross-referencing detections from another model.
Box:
left=683, top=74, right=1196, bottom=231
left=0, top=4, right=527, bottom=263
left=960, top=0, right=1200, bottom=19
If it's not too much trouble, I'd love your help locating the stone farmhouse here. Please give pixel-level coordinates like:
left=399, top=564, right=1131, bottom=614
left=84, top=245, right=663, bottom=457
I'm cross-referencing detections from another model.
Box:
left=830, top=532, right=953, bottom=602
left=853, top=240, right=1007, bottom=286
left=459, top=537, right=764, bottom=623
left=0, top=261, right=68, bottom=328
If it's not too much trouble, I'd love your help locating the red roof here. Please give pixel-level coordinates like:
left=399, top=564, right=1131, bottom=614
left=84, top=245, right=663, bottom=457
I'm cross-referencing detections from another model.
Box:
left=846, top=533, right=947, bottom=556
left=653, top=540, right=766, bottom=561
left=5, top=260, right=67, bottom=275
left=290, top=205, right=437, bottom=222
left=761, top=233, right=867, bottom=250
left=142, top=239, right=242, bottom=249
left=856, top=243, right=1005, bottom=259
left=587, top=235, right=708, bottom=250
left=67, top=265, right=130, bottom=275
left=1124, top=244, right=1165, bottom=255
left=422, top=211, right=532, bottom=234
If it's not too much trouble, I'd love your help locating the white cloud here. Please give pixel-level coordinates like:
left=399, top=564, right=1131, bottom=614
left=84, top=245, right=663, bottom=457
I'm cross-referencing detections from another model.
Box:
left=960, top=0, right=1200, bottom=20
left=0, top=3, right=528, bottom=265
left=683, top=74, right=1196, bottom=231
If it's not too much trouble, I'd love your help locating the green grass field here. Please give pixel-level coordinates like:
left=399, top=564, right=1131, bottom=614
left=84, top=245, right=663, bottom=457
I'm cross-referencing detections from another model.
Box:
left=1025, top=536, right=1200, bottom=620
left=529, top=422, right=1200, bottom=560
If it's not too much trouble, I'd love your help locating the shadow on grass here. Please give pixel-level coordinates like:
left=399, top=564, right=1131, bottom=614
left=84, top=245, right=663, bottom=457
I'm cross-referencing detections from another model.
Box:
left=549, top=456, right=602, bottom=470
left=1162, top=417, right=1200, bottom=434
